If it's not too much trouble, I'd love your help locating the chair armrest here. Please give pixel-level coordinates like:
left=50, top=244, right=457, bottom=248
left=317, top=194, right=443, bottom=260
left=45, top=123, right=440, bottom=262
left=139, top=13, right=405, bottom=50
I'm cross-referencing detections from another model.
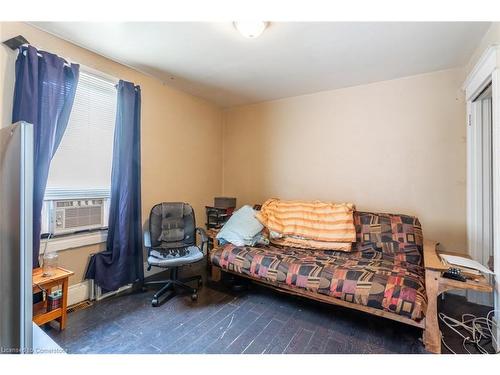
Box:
left=196, top=227, right=208, bottom=243
left=196, top=227, right=208, bottom=254
left=144, top=230, right=152, bottom=248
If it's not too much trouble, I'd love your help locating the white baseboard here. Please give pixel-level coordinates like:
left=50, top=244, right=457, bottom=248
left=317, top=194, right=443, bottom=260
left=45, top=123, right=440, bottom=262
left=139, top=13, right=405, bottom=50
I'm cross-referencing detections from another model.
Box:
left=95, top=283, right=132, bottom=301
left=66, top=264, right=164, bottom=306
left=68, top=281, right=91, bottom=306
left=94, top=264, right=166, bottom=301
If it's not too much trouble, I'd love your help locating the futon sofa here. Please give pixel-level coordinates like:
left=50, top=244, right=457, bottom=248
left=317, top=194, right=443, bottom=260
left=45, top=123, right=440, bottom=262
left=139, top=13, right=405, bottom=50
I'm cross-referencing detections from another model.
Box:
left=210, top=211, right=443, bottom=353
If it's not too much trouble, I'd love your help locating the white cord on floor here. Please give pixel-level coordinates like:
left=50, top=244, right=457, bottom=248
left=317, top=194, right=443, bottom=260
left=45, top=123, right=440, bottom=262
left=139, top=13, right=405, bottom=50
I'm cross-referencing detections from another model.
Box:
left=439, top=309, right=499, bottom=354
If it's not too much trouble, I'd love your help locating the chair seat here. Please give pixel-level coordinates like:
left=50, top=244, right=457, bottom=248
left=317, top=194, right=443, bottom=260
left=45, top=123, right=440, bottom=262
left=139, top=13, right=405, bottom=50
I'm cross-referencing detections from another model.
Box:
left=148, top=246, right=204, bottom=267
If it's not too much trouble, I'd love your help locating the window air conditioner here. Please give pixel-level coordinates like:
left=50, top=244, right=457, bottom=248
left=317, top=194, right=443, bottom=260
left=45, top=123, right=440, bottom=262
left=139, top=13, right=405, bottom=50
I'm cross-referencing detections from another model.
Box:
left=49, top=199, right=105, bottom=235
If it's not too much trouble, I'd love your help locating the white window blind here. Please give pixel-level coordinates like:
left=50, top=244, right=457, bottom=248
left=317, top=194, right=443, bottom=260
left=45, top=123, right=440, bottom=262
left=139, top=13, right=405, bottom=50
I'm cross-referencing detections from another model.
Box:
left=47, top=71, right=117, bottom=190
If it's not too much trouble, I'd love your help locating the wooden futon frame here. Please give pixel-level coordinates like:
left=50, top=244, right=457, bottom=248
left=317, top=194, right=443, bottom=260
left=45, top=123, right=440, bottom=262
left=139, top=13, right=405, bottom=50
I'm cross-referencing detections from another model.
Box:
left=210, top=240, right=492, bottom=354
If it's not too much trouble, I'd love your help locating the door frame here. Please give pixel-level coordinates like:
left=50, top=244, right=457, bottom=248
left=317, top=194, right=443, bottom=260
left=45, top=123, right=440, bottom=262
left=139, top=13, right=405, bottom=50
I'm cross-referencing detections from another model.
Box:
left=467, top=87, right=493, bottom=306
left=463, top=45, right=500, bottom=349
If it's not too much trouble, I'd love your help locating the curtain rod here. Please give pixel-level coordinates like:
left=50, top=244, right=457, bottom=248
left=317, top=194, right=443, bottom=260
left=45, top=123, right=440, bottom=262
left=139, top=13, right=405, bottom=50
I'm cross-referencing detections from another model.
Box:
left=3, top=35, right=73, bottom=68
left=2, top=34, right=29, bottom=50
left=2, top=34, right=119, bottom=84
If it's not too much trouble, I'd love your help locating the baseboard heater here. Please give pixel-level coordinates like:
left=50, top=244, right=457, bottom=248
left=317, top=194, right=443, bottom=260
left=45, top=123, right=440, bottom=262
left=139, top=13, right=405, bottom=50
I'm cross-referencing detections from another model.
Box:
left=89, top=279, right=132, bottom=301
left=88, top=253, right=132, bottom=301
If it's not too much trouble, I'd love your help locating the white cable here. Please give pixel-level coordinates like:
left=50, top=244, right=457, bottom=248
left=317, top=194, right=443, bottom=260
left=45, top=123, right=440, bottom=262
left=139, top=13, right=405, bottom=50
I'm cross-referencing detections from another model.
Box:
left=439, top=309, right=499, bottom=354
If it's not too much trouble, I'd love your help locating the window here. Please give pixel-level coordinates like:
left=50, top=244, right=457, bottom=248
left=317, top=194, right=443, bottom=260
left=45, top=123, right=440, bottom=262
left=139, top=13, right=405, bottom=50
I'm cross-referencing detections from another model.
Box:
left=47, top=71, right=117, bottom=190
left=41, top=70, right=117, bottom=237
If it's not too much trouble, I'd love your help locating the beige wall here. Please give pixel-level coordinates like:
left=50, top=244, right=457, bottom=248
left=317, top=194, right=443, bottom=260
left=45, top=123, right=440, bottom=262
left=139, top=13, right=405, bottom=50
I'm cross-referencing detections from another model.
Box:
left=0, top=22, right=488, bottom=278
left=0, top=22, right=223, bottom=283
left=57, top=243, right=106, bottom=286
left=223, top=68, right=467, bottom=252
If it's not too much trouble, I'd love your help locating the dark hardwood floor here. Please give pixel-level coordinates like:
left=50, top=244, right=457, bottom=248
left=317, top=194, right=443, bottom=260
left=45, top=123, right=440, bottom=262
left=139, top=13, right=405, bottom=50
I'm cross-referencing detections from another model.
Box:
left=44, top=265, right=493, bottom=354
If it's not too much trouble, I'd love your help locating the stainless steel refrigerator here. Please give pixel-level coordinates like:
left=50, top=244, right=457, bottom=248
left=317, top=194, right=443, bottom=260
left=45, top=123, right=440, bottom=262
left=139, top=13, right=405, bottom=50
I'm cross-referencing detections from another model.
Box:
left=0, top=121, right=33, bottom=353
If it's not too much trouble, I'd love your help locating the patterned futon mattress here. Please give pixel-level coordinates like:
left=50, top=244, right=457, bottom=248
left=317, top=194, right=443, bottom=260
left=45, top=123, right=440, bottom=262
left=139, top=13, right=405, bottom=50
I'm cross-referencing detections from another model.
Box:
left=210, top=212, right=427, bottom=321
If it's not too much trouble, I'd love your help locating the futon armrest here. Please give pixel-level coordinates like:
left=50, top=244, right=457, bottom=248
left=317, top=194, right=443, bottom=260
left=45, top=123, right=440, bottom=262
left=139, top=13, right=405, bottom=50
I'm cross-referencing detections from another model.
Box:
left=423, top=240, right=448, bottom=271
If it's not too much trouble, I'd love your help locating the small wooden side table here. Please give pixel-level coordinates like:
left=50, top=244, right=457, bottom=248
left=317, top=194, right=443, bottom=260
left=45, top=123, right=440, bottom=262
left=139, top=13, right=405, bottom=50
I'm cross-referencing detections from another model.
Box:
left=422, top=241, right=493, bottom=353
left=32, top=267, right=74, bottom=330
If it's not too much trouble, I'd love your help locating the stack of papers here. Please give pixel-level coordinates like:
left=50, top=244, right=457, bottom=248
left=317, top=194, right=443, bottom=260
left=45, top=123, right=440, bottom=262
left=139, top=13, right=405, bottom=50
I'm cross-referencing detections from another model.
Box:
left=440, top=254, right=494, bottom=278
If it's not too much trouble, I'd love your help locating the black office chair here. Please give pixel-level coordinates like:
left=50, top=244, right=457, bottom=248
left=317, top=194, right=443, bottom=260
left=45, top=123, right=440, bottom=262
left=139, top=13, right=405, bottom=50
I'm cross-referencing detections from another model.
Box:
left=143, top=202, right=207, bottom=306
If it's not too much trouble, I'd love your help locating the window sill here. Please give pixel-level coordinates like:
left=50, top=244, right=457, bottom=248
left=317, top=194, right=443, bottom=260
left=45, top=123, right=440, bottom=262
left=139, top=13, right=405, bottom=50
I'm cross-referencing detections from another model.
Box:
left=40, top=230, right=108, bottom=254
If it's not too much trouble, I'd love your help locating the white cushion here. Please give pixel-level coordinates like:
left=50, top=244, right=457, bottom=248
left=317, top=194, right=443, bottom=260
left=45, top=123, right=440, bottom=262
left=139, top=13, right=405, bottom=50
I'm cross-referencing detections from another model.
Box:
left=216, top=205, right=263, bottom=246
left=148, top=246, right=203, bottom=267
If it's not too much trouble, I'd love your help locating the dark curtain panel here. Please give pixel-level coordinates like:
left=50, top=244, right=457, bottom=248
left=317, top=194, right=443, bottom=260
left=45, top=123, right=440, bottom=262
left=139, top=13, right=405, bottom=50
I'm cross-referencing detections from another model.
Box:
left=12, top=45, right=79, bottom=268
left=85, top=80, right=143, bottom=292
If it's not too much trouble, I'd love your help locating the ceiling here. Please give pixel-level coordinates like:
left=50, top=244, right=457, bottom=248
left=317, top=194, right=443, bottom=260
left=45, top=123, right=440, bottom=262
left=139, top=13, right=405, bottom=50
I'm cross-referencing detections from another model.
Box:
left=32, top=22, right=490, bottom=108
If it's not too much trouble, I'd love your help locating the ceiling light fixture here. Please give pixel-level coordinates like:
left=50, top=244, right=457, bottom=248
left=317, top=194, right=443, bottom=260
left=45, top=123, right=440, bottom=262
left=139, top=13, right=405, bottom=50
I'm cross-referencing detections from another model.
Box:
left=233, top=21, right=268, bottom=39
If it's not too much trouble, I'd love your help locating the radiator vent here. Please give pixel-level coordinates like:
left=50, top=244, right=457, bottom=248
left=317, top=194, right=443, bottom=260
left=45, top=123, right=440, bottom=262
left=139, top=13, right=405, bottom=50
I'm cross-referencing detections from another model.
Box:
left=67, top=300, right=93, bottom=314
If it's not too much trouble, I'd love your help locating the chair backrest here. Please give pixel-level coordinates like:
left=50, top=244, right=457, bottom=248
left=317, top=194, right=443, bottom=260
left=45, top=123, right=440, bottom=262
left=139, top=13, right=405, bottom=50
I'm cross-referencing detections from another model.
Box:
left=149, top=202, right=196, bottom=249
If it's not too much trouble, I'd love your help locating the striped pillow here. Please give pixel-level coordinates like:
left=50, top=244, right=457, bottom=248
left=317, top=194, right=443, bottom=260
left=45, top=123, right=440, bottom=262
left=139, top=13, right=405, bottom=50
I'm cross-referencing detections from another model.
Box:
left=256, top=198, right=356, bottom=250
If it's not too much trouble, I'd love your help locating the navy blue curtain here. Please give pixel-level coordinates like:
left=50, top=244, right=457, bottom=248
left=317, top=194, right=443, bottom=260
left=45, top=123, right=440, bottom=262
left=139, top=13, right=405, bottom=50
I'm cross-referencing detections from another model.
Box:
left=12, top=45, right=79, bottom=268
left=85, top=80, right=143, bottom=292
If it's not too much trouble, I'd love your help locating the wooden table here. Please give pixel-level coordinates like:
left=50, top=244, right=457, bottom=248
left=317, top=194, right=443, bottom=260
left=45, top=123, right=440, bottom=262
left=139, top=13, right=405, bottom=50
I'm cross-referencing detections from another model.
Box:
left=206, top=228, right=220, bottom=270
left=206, top=228, right=220, bottom=248
left=32, top=267, right=74, bottom=330
left=422, top=241, right=493, bottom=353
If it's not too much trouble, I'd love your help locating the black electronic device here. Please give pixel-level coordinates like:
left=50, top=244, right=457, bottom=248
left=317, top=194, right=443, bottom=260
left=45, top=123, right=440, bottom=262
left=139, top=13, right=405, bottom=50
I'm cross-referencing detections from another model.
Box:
left=442, top=268, right=467, bottom=282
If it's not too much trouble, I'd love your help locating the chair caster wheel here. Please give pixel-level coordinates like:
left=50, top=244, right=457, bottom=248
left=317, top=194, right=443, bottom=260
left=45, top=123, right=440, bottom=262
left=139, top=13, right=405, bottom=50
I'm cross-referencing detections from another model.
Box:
left=191, top=292, right=198, bottom=301
left=152, top=298, right=159, bottom=307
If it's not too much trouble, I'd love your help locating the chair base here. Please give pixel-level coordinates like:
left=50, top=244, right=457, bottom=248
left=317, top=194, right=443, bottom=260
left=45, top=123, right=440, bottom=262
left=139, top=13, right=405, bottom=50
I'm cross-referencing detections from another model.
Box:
left=143, top=267, right=202, bottom=306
